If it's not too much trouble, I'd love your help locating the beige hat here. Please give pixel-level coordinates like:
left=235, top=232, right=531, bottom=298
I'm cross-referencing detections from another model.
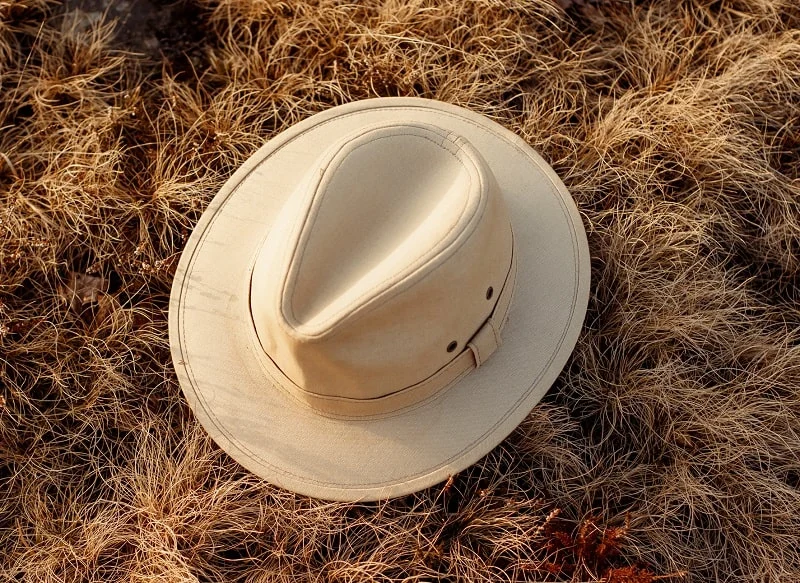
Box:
left=169, top=97, right=590, bottom=501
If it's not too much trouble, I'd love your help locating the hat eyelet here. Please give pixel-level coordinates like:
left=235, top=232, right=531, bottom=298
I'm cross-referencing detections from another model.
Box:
left=486, top=286, right=494, bottom=300
left=447, top=341, right=458, bottom=353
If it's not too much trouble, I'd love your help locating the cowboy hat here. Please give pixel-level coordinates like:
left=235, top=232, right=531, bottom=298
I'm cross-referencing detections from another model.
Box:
left=169, top=97, right=590, bottom=501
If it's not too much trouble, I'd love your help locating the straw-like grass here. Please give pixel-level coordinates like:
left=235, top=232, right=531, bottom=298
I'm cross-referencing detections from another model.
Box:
left=2, top=0, right=799, bottom=580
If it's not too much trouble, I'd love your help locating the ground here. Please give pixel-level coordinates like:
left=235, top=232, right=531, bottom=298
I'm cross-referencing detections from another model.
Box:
left=1, top=0, right=799, bottom=581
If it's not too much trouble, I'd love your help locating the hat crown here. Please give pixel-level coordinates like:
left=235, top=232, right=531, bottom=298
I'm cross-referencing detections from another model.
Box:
left=249, top=122, right=514, bottom=413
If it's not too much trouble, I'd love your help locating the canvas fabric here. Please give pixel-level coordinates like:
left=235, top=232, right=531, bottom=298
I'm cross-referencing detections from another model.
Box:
left=169, top=97, right=591, bottom=501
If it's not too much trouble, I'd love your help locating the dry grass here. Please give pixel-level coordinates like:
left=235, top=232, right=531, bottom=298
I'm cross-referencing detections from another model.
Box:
left=2, top=0, right=800, bottom=580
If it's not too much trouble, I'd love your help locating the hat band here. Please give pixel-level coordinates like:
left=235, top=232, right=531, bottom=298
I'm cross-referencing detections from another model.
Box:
left=248, top=233, right=517, bottom=419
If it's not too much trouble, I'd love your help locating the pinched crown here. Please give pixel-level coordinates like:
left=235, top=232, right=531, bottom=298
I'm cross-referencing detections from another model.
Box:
left=248, top=122, right=515, bottom=415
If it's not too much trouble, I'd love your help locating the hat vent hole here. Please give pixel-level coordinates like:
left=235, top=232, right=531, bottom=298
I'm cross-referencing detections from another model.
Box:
left=447, top=341, right=458, bottom=353
left=486, top=286, right=494, bottom=300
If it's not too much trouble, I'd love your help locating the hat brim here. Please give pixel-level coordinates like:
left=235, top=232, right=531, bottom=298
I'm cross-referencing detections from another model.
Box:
left=169, top=97, right=590, bottom=501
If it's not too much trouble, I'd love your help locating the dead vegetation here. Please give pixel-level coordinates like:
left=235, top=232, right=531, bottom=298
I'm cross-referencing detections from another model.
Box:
left=1, top=0, right=800, bottom=580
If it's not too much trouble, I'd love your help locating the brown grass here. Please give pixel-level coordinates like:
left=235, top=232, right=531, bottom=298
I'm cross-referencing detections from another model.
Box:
left=2, top=0, right=800, bottom=580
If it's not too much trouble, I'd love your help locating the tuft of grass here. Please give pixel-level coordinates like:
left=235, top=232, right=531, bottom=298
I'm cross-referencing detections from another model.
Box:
left=2, top=0, right=800, bottom=581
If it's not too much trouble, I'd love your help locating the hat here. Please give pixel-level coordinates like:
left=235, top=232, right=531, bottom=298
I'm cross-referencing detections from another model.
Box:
left=169, top=97, right=590, bottom=501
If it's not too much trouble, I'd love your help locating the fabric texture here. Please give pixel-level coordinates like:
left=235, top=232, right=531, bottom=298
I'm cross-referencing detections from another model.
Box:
left=169, top=97, right=591, bottom=501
